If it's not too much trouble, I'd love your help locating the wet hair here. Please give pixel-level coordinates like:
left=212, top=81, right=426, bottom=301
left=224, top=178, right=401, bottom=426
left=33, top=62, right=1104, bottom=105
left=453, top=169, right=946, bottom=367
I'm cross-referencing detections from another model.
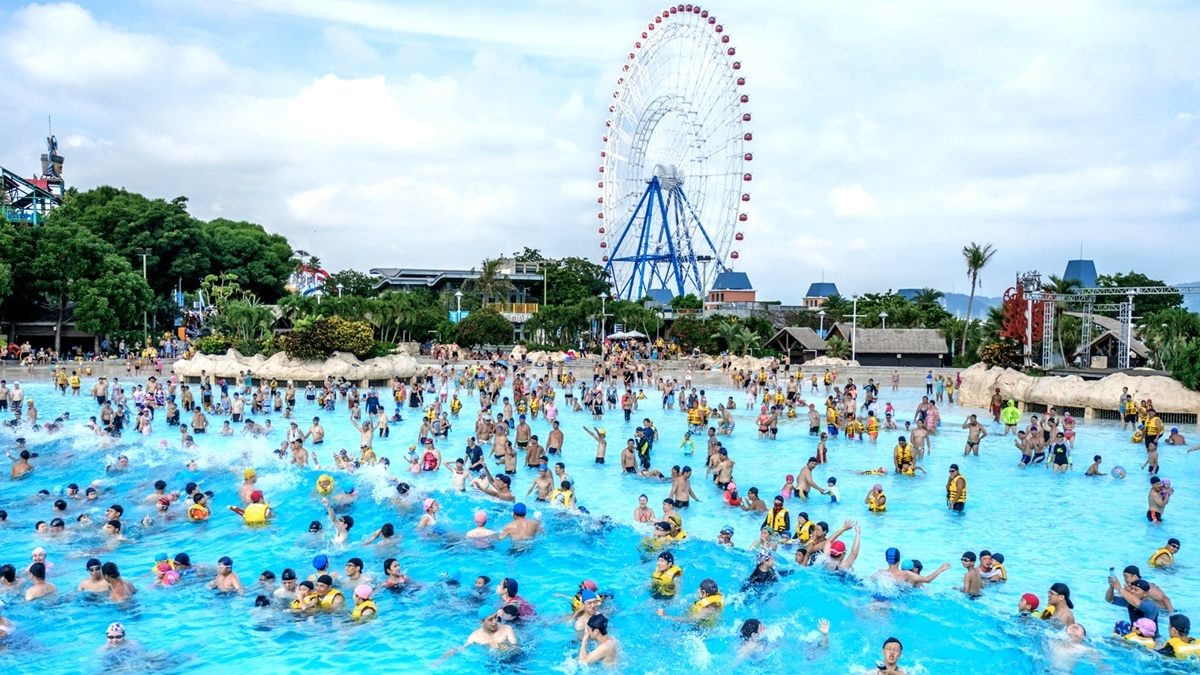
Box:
left=341, top=515, right=354, bottom=530
left=254, top=595, right=271, bottom=607
left=53, top=499, right=67, bottom=510
left=383, top=558, right=398, bottom=574
left=586, top=613, right=609, bottom=635
left=740, top=618, right=764, bottom=640
left=380, top=523, right=395, bottom=537
left=883, top=637, right=903, bottom=650
left=29, top=562, right=47, bottom=580
left=260, top=570, right=276, bottom=581
left=102, top=562, right=121, bottom=578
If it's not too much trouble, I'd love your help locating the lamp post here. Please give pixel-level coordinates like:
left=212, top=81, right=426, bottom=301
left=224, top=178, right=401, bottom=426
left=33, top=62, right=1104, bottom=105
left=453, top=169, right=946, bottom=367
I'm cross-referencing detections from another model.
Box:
left=599, top=292, right=607, bottom=341
left=455, top=290, right=463, bottom=322
left=135, top=247, right=152, bottom=348
left=851, top=294, right=859, bottom=362
left=817, top=309, right=826, bottom=338
left=336, top=283, right=344, bottom=297
left=314, top=290, right=323, bottom=305
left=879, top=311, right=888, bottom=330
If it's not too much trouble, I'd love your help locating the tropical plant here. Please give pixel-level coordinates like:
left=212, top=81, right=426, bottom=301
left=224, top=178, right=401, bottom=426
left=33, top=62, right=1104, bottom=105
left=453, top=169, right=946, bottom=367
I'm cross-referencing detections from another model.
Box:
left=819, top=295, right=852, bottom=323
left=825, top=335, right=851, bottom=359
left=667, top=315, right=714, bottom=353
left=979, top=340, right=1022, bottom=369
left=219, top=299, right=276, bottom=342
left=279, top=315, right=374, bottom=359
left=670, top=293, right=704, bottom=311
left=453, top=306, right=514, bottom=347
left=1143, top=308, right=1200, bottom=368
left=1168, top=341, right=1200, bottom=391
left=466, top=258, right=516, bottom=306
left=961, top=242, right=997, bottom=355
left=1041, top=274, right=1081, bottom=366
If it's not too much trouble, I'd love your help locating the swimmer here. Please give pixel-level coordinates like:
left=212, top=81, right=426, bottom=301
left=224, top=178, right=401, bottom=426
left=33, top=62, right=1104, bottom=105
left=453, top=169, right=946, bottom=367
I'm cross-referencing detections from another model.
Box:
left=578, top=613, right=618, bottom=666
left=496, top=502, right=542, bottom=542
left=961, top=414, right=988, bottom=456
left=876, top=547, right=952, bottom=587
left=954, top=551, right=983, bottom=597
left=77, top=558, right=112, bottom=593
left=362, top=523, right=398, bottom=547
left=321, top=498, right=353, bottom=544
left=417, top=498, right=440, bottom=530
left=1039, top=583, right=1075, bottom=624
left=466, top=511, right=495, bottom=540
left=103, top=562, right=137, bottom=602
left=350, top=585, right=377, bottom=620
left=1149, top=538, right=1180, bottom=567
left=656, top=578, right=723, bottom=627
left=876, top=637, right=906, bottom=674
left=1085, top=455, right=1102, bottom=476
left=24, top=562, right=56, bottom=602
left=208, top=556, right=243, bottom=593
left=633, top=494, right=656, bottom=523
left=440, top=606, right=518, bottom=660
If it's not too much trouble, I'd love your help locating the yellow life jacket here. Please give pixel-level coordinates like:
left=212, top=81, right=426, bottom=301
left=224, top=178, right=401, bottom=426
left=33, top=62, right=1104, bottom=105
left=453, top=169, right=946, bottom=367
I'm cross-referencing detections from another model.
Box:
left=826, top=408, right=839, bottom=424
left=548, top=489, right=573, bottom=507
left=319, top=588, right=344, bottom=610
left=774, top=392, right=784, bottom=405
left=571, top=592, right=583, bottom=613
left=868, top=492, right=886, bottom=512
left=847, top=420, right=864, bottom=435
left=187, top=503, right=210, bottom=520
left=1132, top=429, right=1145, bottom=443
left=1123, top=631, right=1156, bottom=648
left=316, top=475, right=335, bottom=496
left=690, top=592, right=724, bottom=627
left=992, top=563, right=1008, bottom=582
left=687, top=409, right=703, bottom=425
left=351, top=599, right=378, bottom=620
left=765, top=507, right=789, bottom=533
left=1150, top=548, right=1174, bottom=567
left=242, top=502, right=269, bottom=525
left=947, top=476, right=967, bottom=504
left=824, top=373, right=832, bottom=384
left=895, top=443, right=914, bottom=465
left=650, top=565, right=682, bottom=597
left=291, top=595, right=313, bottom=611
left=451, top=398, right=462, bottom=413
left=1038, top=605, right=1056, bottom=620
left=866, top=418, right=879, bottom=433
left=1161, top=636, right=1200, bottom=659
left=70, top=376, right=80, bottom=387
left=795, top=519, right=813, bottom=543
left=672, top=530, right=688, bottom=540
left=1145, top=418, right=1163, bottom=436
left=787, top=407, right=797, bottom=418
left=1123, top=401, right=1136, bottom=415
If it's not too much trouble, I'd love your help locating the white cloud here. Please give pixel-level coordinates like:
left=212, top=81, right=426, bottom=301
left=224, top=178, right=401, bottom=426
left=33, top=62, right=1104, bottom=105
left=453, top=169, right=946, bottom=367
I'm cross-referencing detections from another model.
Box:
left=829, top=184, right=882, bottom=219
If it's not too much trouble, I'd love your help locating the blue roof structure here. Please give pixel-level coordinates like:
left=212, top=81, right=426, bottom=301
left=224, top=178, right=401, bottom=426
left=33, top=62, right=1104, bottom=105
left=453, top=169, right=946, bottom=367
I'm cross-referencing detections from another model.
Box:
left=805, top=282, right=839, bottom=298
left=896, top=288, right=921, bottom=300
left=645, top=288, right=674, bottom=304
left=1063, top=260, right=1098, bottom=288
left=712, top=271, right=753, bottom=290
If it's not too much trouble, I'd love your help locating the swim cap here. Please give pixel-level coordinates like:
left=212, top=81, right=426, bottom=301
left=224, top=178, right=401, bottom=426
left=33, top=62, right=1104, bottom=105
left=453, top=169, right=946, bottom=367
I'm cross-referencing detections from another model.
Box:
left=1050, top=582, right=1074, bottom=608
left=317, top=574, right=333, bottom=586
left=873, top=483, right=883, bottom=491
left=250, top=490, right=263, bottom=502
left=1021, top=593, right=1040, bottom=610
left=155, top=553, right=168, bottom=562
left=513, top=503, right=528, bottom=516
left=343, top=482, right=355, bottom=493
left=158, top=497, right=171, bottom=506
left=502, top=578, right=519, bottom=596
left=1134, top=618, right=1157, bottom=637
left=423, top=498, right=436, bottom=511
left=86, top=557, right=102, bottom=569
left=1171, top=614, right=1191, bottom=634
left=582, top=579, right=598, bottom=591
left=478, top=605, right=496, bottom=621
left=538, top=464, right=548, bottom=471
left=755, top=548, right=774, bottom=564
left=106, top=622, right=126, bottom=637
left=354, top=584, right=372, bottom=599
left=243, top=468, right=256, bottom=479
left=1172, top=427, right=1179, bottom=434
left=900, top=560, right=915, bottom=571
left=785, top=474, right=794, bottom=481
left=885, top=547, right=901, bottom=564
left=720, top=525, right=734, bottom=536
left=174, top=552, right=191, bottom=566
left=474, top=511, right=488, bottom=525
left=313, top=554, right=328, bottom=570
left=658, top=551, right=675, bottom=564
left=829, top=540, right=846, bottom=557
left=218, top=556, right=233, bottom=567
left=580, top=589, right=598, bottom=602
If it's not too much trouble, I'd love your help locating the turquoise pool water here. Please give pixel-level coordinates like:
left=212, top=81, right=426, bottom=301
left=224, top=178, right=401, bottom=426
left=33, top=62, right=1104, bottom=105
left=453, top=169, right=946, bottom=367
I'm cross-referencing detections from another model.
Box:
left=0, top=371, right=1196, bottom=674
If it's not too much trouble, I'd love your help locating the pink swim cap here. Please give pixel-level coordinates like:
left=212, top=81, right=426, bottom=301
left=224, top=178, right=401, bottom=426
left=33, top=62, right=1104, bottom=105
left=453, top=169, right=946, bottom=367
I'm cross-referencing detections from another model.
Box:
left=474, top=511, right=488, bottom=525
left=873, top=484, right=883, bottom=491
left=354, top=584, right=373, bottom=599
left=423, top=498, right=436, bottom=511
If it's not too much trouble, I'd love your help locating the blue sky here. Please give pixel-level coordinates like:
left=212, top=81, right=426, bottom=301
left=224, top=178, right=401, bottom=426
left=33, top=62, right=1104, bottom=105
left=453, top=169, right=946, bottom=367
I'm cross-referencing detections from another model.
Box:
left=2, top=1, right=1198, bottom=303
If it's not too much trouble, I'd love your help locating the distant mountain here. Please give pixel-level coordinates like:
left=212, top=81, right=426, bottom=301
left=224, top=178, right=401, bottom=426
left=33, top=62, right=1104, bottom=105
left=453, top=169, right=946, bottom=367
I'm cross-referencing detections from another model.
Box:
left=942, top=293, right=1001, bottom=320
left=1176, top=281, right=1200, bottom=313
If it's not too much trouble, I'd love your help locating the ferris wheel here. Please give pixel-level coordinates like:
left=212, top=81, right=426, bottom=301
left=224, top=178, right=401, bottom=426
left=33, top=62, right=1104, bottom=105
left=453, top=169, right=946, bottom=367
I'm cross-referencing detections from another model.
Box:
left=598, top=4, right=751, bottom=302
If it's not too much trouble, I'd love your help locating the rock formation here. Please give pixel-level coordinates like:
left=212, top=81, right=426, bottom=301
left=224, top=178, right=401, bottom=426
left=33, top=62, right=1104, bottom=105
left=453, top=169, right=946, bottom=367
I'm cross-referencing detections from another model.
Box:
left=957, top=363, right=1200, bottom=415
left=173, top=349, right=419, bottom=382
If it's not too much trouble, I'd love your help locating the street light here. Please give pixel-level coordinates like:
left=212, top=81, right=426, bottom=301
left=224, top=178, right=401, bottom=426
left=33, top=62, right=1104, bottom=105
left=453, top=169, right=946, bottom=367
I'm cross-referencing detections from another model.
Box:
left=851, top=294, right=859, bottom=362
left=599, top=292, right=608, bottom=341
left=314, top=289, right=323, bottom=305
left=455, top=290, right=463, bottom=322
left=879, top=311, right=888, bottom=329
left=336, top=283, right=344, bottom=297
left=817, top=309, right=826, bottom=338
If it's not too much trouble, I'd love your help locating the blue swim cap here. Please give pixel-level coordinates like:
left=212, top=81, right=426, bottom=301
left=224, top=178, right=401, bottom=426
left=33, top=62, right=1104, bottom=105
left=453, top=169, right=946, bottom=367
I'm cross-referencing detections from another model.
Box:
left=577, top=506, right=590, bottom=514
left=343, top=482, right=355, bottom=493
left=444, top=569, right=461, bottom=584
left=885, top=547, right=901, bottom=565
left=513, top=503, right=528, bottom=516
left=580, top=589, right=598, bottom=602
left=901, top=560, right=915, bottom=571
left=218, top=556, right=233, bottom=567
left=313, top=554, right=328, bottom=570
left=478, top=605, right=496, bottom=621
left=155, top=553, right=168, bottom=562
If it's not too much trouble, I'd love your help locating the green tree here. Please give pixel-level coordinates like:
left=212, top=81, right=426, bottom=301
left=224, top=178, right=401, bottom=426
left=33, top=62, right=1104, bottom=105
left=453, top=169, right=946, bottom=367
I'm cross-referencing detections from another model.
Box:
left=1041, top=274, right=1081, bottom=366
left=543, top=257, right=609, bottom=306
left=1143, top=308, right=1200, bottom=368
left=453, top=306, right=514, bottom=347
left=466, top=258, right=516, bottom=307
left=825, top=335, right=851, bottom=359
left=670, top=293, right=704, bottom=311
left=667, top=315, right=714, bottom=353
left=961, top=242, right=997, bottom=355
left=10, top=217, right=152, bottom=352
left=1096, top=271, right=1185, bottom=317
left=203, top=218, right=296, bottom=302
left=324, top=270, right=380, bottom=298
left=819, top=295, right=852, bottom=323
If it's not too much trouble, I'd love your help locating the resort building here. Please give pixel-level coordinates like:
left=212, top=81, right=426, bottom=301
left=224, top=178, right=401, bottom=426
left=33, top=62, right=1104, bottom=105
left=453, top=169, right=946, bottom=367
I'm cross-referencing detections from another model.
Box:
left=826, top=323, right=948, bottom=367
left=802, top=282, right=839, bottom=308
left=763, top=327, right=827, bottom=363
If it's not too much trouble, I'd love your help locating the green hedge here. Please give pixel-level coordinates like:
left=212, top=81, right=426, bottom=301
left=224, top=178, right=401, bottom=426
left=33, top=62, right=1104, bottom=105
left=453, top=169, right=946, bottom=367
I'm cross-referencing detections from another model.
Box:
left=280, top=316, right=374, bottom=359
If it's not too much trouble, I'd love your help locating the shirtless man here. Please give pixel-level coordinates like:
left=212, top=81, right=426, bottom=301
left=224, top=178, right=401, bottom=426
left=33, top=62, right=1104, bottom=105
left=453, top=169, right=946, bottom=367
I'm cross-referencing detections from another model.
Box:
left=208, top=556, right=244, bottom=593
left=514, top=415, right=532, bottom=454
left=961, top=415, right=988, bottom=456
left=547, top=421, right=564, bottom=456
left=525, top=465, right=554, bottom=502
left=103, top=562, right=138, bottom=602
left=876, top=547, right=952, bottom=587
left=1148, top=476, right=1167, bottom=523
left=955, top=551, right=984, bottom=597
left=670, top=466, right=700, bottom=507
left=524, top=436, right=546, bottom=468
left=1042, top=583, right=1076, bottom=624
left=711, top=449, right=735, bottom=489
left=238, top=469, right=258, bottom=504
left=190, top=408, right=208, bottom=434
left=442, top=606, right=518, bottom=660
left=306, top=417, right=325, bottom=445
left=796, top=458, right=826, bottom=500
left=578, top=614, right=619, bottom=666
left=77, top=558, right=112, bottom=593
left=990, top=388, right=1003, bottom=423
left=24, top=563, right=57, bottom=601
left=620, top=440, right=637, bottom=474
left=322, top=498, right=353, bottom=543
left=496, top=503, right=542, bottom=542
left=472, top=465, right=516, bottom=502
left=583, top=426, right=607, bottom=463
left=910, top=425, right=930, bottom=459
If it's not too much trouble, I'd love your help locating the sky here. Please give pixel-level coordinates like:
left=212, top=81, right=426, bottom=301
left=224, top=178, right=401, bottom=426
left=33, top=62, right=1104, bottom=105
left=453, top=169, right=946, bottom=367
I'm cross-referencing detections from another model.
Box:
left=2, top=1, right=1198, bottom=304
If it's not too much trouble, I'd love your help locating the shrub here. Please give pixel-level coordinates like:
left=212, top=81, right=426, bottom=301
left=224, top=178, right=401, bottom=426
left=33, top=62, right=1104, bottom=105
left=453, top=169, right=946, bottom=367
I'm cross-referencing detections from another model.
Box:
left=667, top=315, right=714, bottom=353
left=1168, top=341, right=1200, bottom=392
left=194, top=334, right=234, bottom=355
left=364, top=341, right=397, bottom=359
left=453, top=307, right=514, bottom=348
left=280, top=316, right=374, bottom=359
left=979, top=340, right=1022, bottom=369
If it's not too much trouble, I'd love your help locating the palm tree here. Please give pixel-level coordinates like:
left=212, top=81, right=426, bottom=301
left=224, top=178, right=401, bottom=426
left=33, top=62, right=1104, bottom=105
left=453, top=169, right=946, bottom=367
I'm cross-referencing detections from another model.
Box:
left=961, top=242, right=997, bottom=355
left=467, top=258, right=515, bottom=307
left=913, top=287, right=945, bottom=307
